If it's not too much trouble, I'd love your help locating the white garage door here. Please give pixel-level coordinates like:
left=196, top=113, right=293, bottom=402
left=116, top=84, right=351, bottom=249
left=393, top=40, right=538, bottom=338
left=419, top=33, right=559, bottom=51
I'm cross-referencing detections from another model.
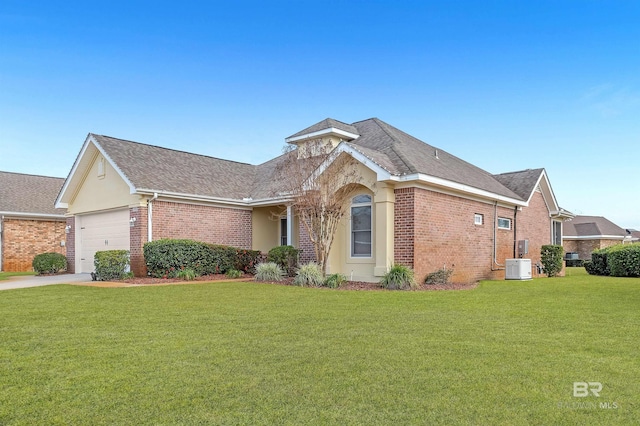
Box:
left=79, top=209, right=130, bottom=273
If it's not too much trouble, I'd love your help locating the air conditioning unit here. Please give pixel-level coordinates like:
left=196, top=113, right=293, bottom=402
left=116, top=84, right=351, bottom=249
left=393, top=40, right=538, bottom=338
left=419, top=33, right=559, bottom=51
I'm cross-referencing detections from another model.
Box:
left=505, top=259, right=532, bottom=280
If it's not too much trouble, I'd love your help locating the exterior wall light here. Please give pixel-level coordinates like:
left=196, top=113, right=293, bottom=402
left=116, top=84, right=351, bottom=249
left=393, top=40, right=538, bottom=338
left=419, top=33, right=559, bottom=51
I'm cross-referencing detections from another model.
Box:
left=65, top=225, right=72, bottom=234
left=129, top=217, right=137, bottom=227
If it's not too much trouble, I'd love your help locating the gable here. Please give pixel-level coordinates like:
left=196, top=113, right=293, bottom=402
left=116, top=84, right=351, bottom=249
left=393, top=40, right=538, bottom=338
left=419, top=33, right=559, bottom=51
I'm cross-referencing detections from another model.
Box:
left=67, top=150, right=142, bottom=214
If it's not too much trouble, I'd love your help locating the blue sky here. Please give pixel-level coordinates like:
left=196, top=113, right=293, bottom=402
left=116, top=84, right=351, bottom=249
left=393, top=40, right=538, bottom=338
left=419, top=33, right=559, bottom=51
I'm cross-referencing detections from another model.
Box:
left=1, top=1, right=639, bottom=228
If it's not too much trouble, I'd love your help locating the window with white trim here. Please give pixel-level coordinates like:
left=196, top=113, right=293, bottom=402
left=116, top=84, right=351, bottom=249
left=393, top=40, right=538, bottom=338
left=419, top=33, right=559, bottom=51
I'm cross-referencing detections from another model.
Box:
left=351, top=194, right=372, bottom=257
left=498, top=217, right=512, bottom=230
left=474, top=214, right=483, bottom=225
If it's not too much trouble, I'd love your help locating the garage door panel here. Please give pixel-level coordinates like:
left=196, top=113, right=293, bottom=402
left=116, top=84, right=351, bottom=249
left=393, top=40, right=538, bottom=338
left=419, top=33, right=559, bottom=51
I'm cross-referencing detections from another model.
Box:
left=79, top=209, right=130, bottom=273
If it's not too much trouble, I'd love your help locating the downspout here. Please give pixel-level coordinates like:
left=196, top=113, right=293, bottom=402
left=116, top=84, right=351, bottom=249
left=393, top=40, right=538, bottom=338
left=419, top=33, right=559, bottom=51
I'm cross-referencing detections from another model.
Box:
left=513, top=206, right=518, bottom=258
left=147, top=193, right=158, bottom=242
left=492, top=201, right=505, bottom=270
left=0, top=215, right=3, bottom=272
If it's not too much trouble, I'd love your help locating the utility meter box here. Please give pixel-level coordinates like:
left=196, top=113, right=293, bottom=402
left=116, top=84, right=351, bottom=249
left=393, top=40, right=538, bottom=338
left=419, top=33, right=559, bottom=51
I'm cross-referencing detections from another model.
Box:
left=506, top=259, right=532, bottom=280
left=517, top=239, right=529, bottom=258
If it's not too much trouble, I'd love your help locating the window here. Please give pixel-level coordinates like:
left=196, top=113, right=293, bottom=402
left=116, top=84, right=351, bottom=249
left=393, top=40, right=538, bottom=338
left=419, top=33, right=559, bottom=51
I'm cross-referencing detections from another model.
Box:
left=498, top=217, right=512, bottom=230
left=280, top=218, right=288, bottom=246
left=474, top=214, right=483, bottom=225
left=552, top=220, right=562, bottom=245
left=351, top=194, right=372, bottom=257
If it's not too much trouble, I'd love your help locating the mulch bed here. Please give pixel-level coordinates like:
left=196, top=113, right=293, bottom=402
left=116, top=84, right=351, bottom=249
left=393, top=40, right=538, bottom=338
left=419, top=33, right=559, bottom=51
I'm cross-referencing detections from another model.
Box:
left=119, top=274, right=477, bottom=291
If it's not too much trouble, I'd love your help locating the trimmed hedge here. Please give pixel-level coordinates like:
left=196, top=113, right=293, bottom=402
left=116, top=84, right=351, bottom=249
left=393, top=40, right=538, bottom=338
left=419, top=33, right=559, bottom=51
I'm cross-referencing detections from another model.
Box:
left=94, top=250, right=130, bottom=280
left=32, top=252, right=67, bottom=275
left=606, top=244, right=640, bottom=277
left=143, top=239, right=261, bottom=278
left=540, top=245, right=564, bottom=277
left=584, top=244, right=640, bottom=277
left=584, top=247, right=611, bottom=276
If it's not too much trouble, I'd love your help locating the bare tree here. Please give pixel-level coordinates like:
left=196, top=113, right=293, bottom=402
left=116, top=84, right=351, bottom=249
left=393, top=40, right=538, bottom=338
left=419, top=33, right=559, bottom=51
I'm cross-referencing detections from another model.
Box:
left=275, top=139, right=361, bottom=274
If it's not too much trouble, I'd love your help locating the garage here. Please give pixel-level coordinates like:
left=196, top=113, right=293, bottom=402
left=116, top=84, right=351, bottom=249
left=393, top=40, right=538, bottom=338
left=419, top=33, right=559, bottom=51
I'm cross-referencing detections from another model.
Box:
left=78, top=209, right=130, bottom=273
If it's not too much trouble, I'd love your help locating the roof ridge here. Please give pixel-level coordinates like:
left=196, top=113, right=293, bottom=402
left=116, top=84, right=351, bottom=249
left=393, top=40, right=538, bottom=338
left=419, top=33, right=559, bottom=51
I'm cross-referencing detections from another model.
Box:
left=494, top=168, right=544, bottom=176
left=93, top=133, right=255, bottom=167
left=0, top=170, right=65, bottom=180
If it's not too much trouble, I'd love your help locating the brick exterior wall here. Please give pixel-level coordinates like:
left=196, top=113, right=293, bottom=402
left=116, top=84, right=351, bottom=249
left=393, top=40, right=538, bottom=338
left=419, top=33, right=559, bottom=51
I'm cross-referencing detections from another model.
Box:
left=151, top=201, right=252, bottom=248
left=394, top=188, right=415, bottom=267
left=129, top=206, right=148, bottom=277
left=65, top=217, right=75, bottom=273
left=1, top=218, right=66, bottom=272
left=564, top=238, right=623, bottom=261
left=298, top=221, right=316, bottom=264
left=394, top=187, right=553, bottom=283
left=514, top=190, right=552, bottom=274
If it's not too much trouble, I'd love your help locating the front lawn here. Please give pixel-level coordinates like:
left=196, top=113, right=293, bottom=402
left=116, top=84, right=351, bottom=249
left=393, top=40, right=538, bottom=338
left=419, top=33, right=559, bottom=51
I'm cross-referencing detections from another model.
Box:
left=0, top=269, right=638, bottom=424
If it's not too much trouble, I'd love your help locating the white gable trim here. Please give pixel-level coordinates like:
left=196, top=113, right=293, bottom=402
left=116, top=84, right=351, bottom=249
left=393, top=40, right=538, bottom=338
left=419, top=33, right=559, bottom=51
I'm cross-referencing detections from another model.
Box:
left=286, top=128, right=360, bottom=144
left=55, top=134, right=136, bottom=208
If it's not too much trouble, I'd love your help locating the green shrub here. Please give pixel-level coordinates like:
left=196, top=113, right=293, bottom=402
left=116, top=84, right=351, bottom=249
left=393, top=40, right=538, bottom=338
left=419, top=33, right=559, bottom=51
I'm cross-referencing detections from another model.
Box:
left=176, top=268, right=196, bottom=281
left=607, top=243, right=640, bottom=277
left=380, top=264, right=417, bottom=290
left=234, top=249, right=262, bottom=273
left=254, top=262, right=285, bottom=282
left=324, top=273, right=347, bottom=288
left=424, top=268, right=453, bottom=285
left=267, top=245, right=300, bottom=277
left=94, top=250, right=130, bottom=280
left=540, top=245, right=564, bottom=277
left=293, top=262, right=324, bottom=287
left=585, top=247, right=612, bottom=276
left=144, top=239, right=249, bottom=278
left=32, top=252, right=67, bottom=275
left=225, top=269, right=242, bottom=279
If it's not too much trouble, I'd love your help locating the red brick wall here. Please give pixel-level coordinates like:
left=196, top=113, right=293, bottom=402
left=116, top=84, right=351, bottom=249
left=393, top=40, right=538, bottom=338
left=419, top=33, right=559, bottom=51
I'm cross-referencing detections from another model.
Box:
left=298, top=221, right=316, bottom=263
left=2, top=218, right=66, bottom=272
left=394, top=188, right=415, bottom=267
left=394, top=187, right=552, bottom=283
left=516, top=190, right=553, bottom=275
left=65, top=217, right=75, bottom=273
left=130, top=206, right=148, bottom=277
left=565, top=238, right=623, bottom=261
left=152, top=201, right=252, bottom=248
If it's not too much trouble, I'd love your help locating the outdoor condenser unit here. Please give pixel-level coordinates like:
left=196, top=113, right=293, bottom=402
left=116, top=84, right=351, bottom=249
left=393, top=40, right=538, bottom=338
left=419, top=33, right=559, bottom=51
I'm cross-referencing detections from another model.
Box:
left=505, top=259, right=532, bottom=280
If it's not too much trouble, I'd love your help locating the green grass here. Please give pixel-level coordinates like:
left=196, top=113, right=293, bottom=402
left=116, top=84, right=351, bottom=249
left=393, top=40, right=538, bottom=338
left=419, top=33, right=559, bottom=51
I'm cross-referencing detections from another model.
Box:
left=0, top=268, right=638, bottom=424
left=0, top=271, right=35, bottom=280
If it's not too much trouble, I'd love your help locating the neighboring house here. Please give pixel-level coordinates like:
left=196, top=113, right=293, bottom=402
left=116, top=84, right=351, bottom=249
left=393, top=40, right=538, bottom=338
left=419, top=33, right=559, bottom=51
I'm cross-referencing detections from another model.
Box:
left=56, top=118, right=573, bottom=282
left=0, top=171, right=67, bottom=272
left=563, top=215, right=637, bottom=260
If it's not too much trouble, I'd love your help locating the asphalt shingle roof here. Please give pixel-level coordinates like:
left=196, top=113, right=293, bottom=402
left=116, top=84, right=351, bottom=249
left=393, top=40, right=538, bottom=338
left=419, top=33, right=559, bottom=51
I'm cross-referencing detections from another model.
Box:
left=493, top=168, right=544, bottom=201
left=93, top=134, right=256, bottom=200
left=349, top=118, right=523, bottom=200
left=0, top=171, right=66, bottom=215
left=85, top=118, right=545, bottom=203
left=563, top=215, right=628, bottom=237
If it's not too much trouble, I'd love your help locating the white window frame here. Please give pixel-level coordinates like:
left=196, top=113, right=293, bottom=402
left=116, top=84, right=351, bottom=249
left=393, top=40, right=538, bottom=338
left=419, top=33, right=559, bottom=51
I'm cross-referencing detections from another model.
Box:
left=498, top=217, right=512, bottom=230
left=350, top=194, right=372, bottom=258
left=474, top=214, right=483, bottom=225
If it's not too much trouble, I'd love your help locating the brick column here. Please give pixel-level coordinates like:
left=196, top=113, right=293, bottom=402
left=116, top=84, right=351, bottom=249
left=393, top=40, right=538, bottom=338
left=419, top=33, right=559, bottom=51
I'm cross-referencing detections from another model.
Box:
left=65, top=217, right=75, bottom=273
left=129, top=206, right=148, bottom=276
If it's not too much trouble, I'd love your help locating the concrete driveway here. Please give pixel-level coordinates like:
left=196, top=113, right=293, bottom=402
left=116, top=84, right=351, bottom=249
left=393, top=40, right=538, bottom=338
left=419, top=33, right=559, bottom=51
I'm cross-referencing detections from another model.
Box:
left=0, top=273, right=93, bottom=290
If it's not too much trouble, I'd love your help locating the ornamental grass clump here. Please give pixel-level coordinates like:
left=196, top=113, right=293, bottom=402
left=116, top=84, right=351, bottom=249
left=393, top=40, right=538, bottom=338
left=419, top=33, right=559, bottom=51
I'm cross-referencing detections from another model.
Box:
left=225, top=269, right=242, bottom=279
left=324, top=273, right=347, bottom=288
left=254, top=262, right=285, bottom=282
left=380, top=264, right=417, bottom=290
left=293, top=262, right=324, bottom=287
